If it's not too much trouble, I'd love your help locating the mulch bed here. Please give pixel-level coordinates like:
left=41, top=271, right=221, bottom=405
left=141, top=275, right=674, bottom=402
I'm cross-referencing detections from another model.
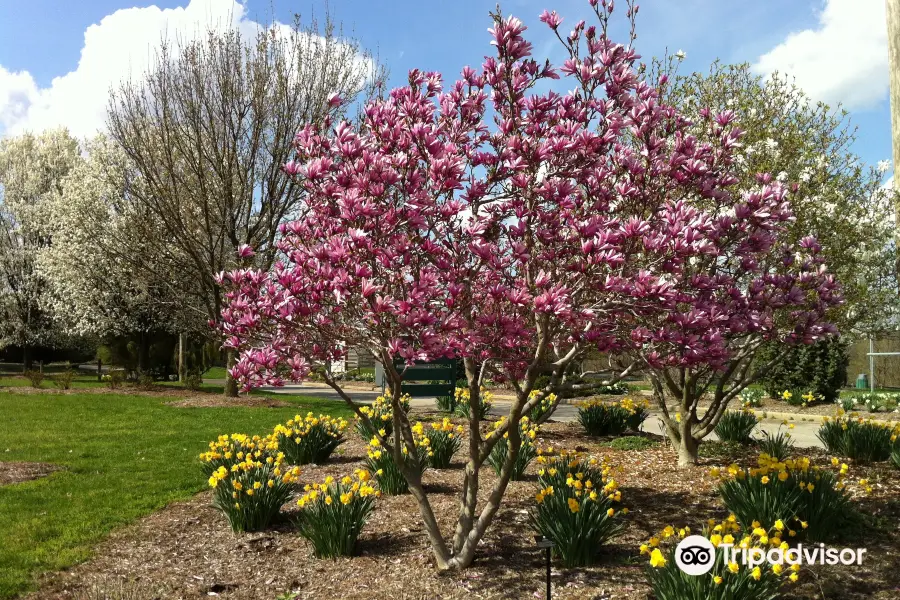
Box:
left=0, top=461, right=61, bottom=485
left=24, top=416, right=900, bottom=600
left=165, top=396, right=294, bottom=409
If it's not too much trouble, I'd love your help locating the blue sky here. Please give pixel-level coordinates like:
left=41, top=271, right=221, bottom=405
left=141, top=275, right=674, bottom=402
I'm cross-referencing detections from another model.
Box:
left=0, top=0, right=892, bottom=171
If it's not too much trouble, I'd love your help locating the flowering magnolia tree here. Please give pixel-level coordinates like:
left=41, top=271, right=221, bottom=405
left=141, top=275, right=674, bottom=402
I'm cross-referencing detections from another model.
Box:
left=219, top=0, right=837, bottom=568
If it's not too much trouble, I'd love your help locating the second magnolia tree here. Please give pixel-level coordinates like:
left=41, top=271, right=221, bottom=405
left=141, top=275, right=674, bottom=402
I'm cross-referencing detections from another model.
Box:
left=218, top=0, right=838, bottom=570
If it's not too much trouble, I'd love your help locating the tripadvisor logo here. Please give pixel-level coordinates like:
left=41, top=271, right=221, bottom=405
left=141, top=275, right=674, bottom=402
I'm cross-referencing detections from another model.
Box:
left=674, top=535, right=867, bottom=575
left=675, top=535, right=716, bottom=575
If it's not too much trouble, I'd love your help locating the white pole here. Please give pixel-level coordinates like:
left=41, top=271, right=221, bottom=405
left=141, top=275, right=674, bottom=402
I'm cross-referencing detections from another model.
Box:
left=869, top=337, right=876, bottom=393
left=888, top=0, right=900, bottom=273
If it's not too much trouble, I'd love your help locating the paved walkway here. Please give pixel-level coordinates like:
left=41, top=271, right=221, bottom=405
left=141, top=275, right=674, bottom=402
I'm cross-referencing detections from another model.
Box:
left=258, top=382, right=824, bottom=449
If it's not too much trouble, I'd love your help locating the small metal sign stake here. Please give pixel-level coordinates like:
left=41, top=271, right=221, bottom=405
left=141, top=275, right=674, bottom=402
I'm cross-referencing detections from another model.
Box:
left=534, top=535, right=555, bottom=599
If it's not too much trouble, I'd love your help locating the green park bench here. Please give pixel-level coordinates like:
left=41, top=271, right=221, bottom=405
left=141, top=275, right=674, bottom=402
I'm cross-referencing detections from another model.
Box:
left=387, top=358, right=458, bottom=398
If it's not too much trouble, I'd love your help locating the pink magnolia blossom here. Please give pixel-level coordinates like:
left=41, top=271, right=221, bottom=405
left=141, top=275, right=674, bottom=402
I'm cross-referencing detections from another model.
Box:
left=217, top=0, right=839, bottom=566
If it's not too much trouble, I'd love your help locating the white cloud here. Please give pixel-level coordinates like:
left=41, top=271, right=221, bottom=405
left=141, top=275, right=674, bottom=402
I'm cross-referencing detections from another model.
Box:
left=752, top=0, right=888, bottom=111
left=0, top=0, right=318, bottom=138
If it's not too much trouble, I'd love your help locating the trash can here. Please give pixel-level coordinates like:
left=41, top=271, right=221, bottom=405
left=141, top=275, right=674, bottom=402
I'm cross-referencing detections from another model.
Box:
left=855, top=374, right=868, bottom=389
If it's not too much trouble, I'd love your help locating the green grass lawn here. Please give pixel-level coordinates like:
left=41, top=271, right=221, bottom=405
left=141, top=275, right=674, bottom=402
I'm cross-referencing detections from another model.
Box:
left=0, top=374, right=107, bottom=390
left=0, top=391, right=350, bottom=599
left=201, top=366, right=228, bottom=379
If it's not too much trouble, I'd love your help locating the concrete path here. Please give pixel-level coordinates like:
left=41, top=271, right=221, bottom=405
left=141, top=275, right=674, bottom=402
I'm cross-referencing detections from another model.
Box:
left=259, top=382, right=824, bottom=449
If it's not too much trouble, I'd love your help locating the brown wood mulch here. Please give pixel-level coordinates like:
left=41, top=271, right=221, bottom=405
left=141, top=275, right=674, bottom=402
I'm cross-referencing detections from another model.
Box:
left=165, top=396, right=294, bottom=409
left=0, top=461, right=61, bottom=486
left=23, top=419, right=900, bottom=600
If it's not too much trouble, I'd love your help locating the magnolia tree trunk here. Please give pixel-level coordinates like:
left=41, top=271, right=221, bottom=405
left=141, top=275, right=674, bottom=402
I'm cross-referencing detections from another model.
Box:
left=322, top=355, right=550, bottom=570
left=650, top=368, right=748, bottom=467
left=224, top=350, right=239, bottom=398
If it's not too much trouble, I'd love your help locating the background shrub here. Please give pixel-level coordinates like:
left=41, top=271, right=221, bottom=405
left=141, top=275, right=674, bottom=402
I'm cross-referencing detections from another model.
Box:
left=102, top=370, right=124, bottom=389
left=577, top=400, right=629, bottom=436
left=134, top=373, right=155, bottom=391
left=714, top=411, right=758, bottom=444
left=183, top=370, right=203, bottom=391
left=530, top=455, right=626, bottom=567
left=756, top=337, right=849, bottom=404
left=50, top=369, right=76, bottom=390
left=24, top=370, right=44, bottom=388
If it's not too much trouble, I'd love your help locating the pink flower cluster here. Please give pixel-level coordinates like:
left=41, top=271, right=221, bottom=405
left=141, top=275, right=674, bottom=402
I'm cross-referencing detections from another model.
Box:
left=218, top=1, right=839, bottom=391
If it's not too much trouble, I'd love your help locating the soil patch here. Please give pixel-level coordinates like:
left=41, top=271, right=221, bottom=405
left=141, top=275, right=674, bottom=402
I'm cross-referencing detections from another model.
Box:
left=0, top=461, right=61, bottom=485
left=165, top=396, right=293, bottom=409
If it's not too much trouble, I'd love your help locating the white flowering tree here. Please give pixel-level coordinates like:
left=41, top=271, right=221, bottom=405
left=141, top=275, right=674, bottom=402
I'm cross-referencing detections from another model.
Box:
left=656, top=60, right=898, bottom=334
left=38, top=135, right=197, bottom=371
left=105, top=15, right=382, bottom=395
left=0, top=129, right=80, bottom=367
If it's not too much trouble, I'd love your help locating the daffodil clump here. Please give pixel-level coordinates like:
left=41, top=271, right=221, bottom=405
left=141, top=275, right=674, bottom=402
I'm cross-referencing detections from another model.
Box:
left=619, top=397, right=650, bottom=431
left=418, top=418, right=464, bottom=468
left=817, top=410, right=900, bottom=463
left=199, top=433, right=279, bottom=478
left=487, top=416, right=539, bottom=480
left=364, top=434, right=427, bottom=495
left=207, top=451, right=300, bottom=533
left=273, top=413, right=348, bottom=466
left=529, top=451, right=627, bottom=567
left=296, top=469, right=379, bottom=558
left=712, top=453, right=859, bottom=542
left=527, top=390, right=558, bottom=423
left=355, top=393, right=411, bottom=440
left=714, top=409, right=759, bottom=445
left=780, top=389, right=818, bottom=408
left=576, top=399, right=629, bottom=436
left=757, top=422, right=796, bottom=462
left=642, top=517, right=797, bottom=600
left=452, top=386, right=493, bottom=420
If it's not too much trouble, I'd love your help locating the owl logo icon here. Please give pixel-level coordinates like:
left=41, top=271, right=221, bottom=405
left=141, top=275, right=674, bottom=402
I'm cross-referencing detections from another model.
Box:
left=675, top=535, right=717, bottom=576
